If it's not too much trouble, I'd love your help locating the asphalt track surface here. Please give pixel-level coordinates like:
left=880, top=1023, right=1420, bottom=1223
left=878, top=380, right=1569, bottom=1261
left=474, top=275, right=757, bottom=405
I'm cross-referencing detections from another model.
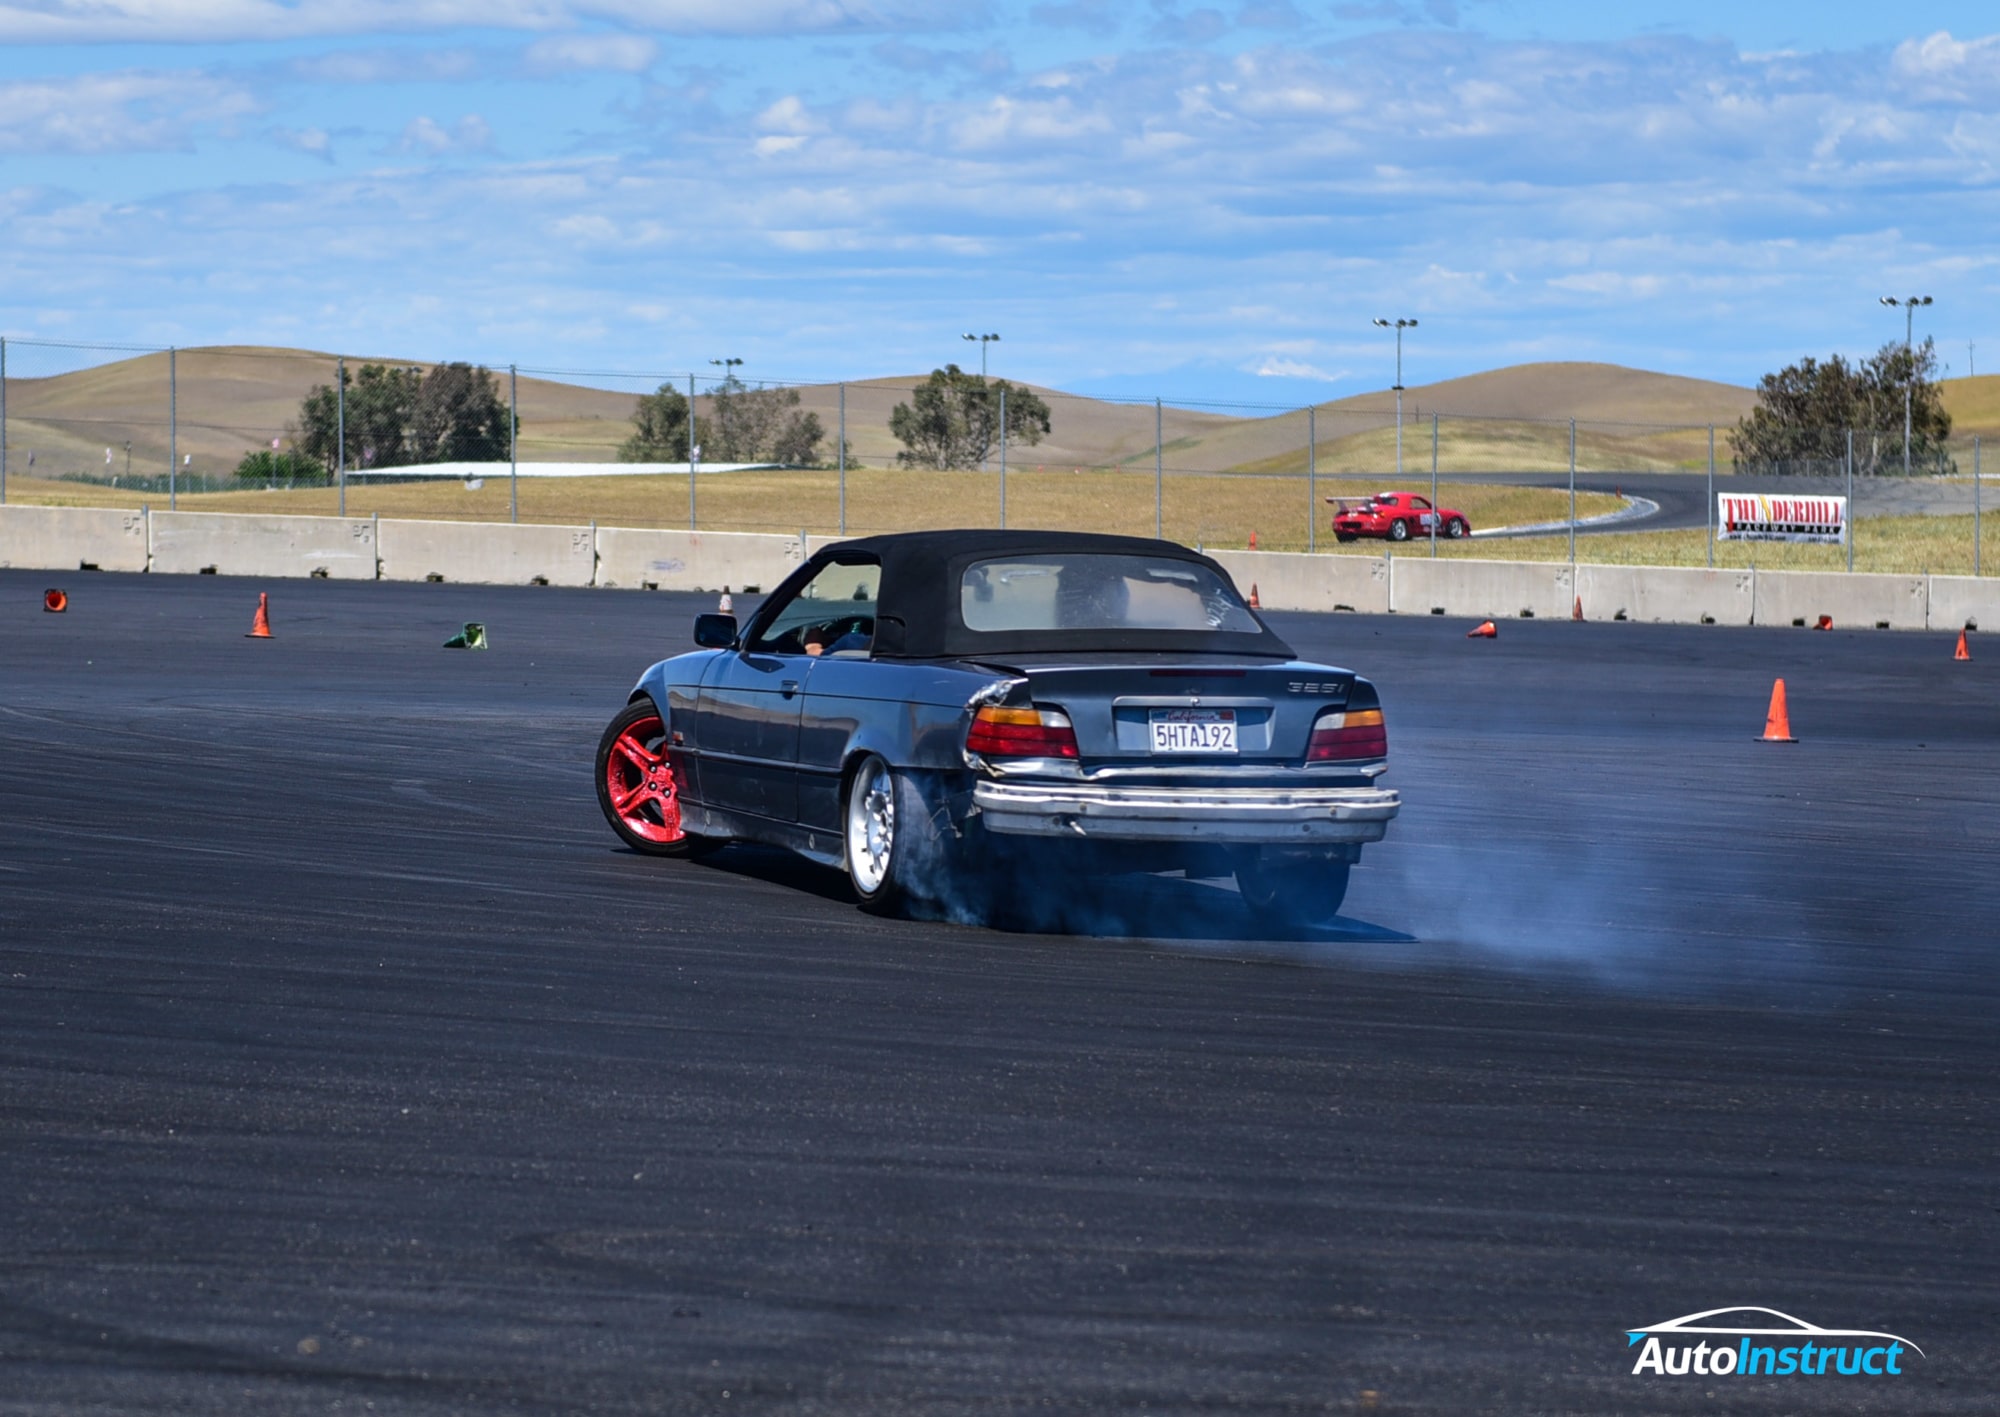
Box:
left=3, top=570, right=1997, bottom=1415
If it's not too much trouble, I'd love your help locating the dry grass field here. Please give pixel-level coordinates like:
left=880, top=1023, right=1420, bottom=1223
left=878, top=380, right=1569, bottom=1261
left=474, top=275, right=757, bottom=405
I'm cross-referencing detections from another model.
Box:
left=3, top=467, right=1621, bottom=552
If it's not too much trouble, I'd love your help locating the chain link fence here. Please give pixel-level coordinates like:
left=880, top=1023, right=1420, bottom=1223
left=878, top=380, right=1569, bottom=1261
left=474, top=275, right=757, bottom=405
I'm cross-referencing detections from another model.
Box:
left=1, top=338, right=1990, bottom=575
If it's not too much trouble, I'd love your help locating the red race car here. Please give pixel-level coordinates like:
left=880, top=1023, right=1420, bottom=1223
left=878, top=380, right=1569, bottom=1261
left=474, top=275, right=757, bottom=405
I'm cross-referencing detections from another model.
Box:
left=1329, top=490, right=1469, bottom=543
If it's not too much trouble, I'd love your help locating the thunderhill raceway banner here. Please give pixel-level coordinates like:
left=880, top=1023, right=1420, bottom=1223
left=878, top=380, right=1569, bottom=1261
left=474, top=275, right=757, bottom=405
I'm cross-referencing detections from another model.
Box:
left=1718, top=493, right=1847, bottom=544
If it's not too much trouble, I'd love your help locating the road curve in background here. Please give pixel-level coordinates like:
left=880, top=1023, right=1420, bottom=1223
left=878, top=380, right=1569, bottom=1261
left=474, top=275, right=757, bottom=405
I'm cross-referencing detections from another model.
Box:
left=1, top=572, right=1995, bottom=1414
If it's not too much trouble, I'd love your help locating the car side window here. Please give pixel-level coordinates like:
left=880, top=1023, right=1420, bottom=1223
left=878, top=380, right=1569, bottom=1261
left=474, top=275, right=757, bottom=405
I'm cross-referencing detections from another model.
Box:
left=748, top=559, right=881, bottom=656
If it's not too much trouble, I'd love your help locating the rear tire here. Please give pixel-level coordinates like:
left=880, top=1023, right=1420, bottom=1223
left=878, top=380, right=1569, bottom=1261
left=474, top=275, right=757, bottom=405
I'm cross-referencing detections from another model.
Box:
left=1236, top=850, right=1351, bottom=929
left=1387, top=519, right=1410, bottom=542
left=845, top=757, right=987, bottom=920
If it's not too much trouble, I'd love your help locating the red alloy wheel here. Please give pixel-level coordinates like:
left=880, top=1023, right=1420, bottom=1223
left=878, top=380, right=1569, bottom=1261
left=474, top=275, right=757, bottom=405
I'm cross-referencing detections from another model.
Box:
left=603, top=712, right=683, bottom=845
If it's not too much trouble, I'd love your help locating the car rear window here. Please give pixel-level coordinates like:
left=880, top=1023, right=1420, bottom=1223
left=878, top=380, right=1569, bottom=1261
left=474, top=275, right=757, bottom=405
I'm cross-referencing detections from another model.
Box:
left=960, top=553, right=1261, bottom=634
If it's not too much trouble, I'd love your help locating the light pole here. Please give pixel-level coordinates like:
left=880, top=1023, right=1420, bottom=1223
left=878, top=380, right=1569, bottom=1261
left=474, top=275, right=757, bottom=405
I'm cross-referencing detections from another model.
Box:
left=1879, top=296, right=1932, bottom=475
left=1373, top=318, right=1417, bottom=483
left=961, top=333, right=999, bottom=378
left=706, top=359, right=740, bottom=476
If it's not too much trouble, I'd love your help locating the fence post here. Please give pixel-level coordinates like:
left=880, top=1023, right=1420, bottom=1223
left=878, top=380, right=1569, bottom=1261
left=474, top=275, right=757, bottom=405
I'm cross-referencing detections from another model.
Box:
left=1431, top=412, right=1439, bottom=557
left=1845, top=427, right=1854, bottom=573
left=1706, top=424, right=1715, bottom=568
left=999, top=387, right=1008, bottom=530
left=1154, top=397, right=1163, bottom=541
left=688, top=372, right=697, bottom=532
left=1, top=335, right=8, bottom=505
left=1977, top=435, right=1983, bottom=577
left=838, top=382, right=847, bottom=535
left=169, top=346, right=178, bottom=511
left=1567, top=417, right=1576, bottom=564
left=508, top=364, right=519, bottom=524
left=337, top=356, right=346, bottom=516
left=1307, top=406, right=1316, bottom=553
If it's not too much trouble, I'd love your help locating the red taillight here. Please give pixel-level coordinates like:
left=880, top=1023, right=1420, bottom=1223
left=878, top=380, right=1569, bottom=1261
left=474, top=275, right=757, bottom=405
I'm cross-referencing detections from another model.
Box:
left=967, top=705, right=1079, bottom=759
left=1307, top=707, right=1386, bottom=762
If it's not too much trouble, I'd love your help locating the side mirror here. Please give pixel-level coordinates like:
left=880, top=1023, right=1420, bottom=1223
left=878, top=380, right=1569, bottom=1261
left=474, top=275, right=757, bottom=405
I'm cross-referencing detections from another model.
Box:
left=694, top=613, right=738, bottom=648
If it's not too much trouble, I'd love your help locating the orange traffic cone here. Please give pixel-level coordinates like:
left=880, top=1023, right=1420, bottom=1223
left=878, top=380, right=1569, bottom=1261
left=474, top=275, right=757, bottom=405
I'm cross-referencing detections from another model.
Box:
left=1248, top=530, right=1259, bottom=550
left=1813, top=614, right=1832, bottom=631
left=1572, top=595, right=1583, bottom=622
left=1467, top=620, right=1497, bottom=639
left=1758, top=678, right=1796, bottom=743
left=1247, top=583, right=1261, bottom=610
left=43, top=588, right=67, bottom=613
left=246, top=592, right=273, bottom=639
left=718, top=587, right=733, bottom=614
left=1955, top=629, right=1971, bottom=661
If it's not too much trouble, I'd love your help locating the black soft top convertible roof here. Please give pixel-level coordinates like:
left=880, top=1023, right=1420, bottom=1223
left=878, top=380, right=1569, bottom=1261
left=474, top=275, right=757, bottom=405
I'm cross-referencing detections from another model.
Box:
left=765, top=529, right=1294, bottom=660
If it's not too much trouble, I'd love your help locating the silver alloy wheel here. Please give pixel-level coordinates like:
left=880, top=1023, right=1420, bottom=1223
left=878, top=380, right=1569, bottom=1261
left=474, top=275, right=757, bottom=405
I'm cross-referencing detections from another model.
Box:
left=845, top=756, right=896, bottom=897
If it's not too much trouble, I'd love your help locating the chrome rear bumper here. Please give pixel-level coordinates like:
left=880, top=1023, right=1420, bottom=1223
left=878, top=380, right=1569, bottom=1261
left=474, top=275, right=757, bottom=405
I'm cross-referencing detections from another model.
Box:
left=972, top=779, right=1400, bottom=844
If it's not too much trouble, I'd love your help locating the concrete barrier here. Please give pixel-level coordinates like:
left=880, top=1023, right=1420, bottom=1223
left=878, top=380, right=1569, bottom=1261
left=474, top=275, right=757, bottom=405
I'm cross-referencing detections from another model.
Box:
left=1574, top=564, right=1755, bottom=625
left=149, top=511, right=378, bottom=579
left=0, top=505, right=149, bottom=572
left=1925, top=574, right=2000, bottom=632
left=1388, top=556, right=1574, bottom=620
left=596, top=527, right=804, bottom=593
left=377, top=519, right=595, bottom=586
left=1753, top=570, right=1927, bottom=630
left=1209, top=550, right=1390, bottom=614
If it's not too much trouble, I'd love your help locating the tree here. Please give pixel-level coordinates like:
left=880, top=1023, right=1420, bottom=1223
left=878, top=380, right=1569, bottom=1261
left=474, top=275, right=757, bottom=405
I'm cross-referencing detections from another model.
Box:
left=706, top=376, right=825, bottom=464
left=1731, top=339, right=1953, bottom=475
left=889, top=365, right=1050, bottom=470
left=234, top=448, right=326, bottom=484
left=619, top=383, right=692, bottom=461
left=408, top=363, right=513, bottom=464
left=291, top=362, right=511, bottom=470
left=346, top=364, right=422, bottom=468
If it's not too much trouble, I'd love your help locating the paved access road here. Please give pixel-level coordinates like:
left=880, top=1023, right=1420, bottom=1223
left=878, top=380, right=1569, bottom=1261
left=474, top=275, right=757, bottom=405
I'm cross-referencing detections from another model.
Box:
left=2, top=570, right=1995, bottom=1415
left=1438, top=468, right=1991, bottom=535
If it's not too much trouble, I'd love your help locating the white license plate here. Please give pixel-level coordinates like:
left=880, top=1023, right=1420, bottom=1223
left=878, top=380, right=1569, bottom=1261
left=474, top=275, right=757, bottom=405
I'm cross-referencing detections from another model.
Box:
left=1149, top=708, right=1237, bottom=754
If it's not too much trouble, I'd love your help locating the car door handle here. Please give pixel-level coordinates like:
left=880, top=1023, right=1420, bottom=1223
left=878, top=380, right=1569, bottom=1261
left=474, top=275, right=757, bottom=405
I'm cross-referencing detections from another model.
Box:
left=781, top=679, right=800, bottom=697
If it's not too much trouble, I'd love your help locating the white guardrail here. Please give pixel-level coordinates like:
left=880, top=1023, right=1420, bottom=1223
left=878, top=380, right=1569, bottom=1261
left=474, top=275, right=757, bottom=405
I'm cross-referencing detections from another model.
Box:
left=1, top=505, right=1995, bottom=632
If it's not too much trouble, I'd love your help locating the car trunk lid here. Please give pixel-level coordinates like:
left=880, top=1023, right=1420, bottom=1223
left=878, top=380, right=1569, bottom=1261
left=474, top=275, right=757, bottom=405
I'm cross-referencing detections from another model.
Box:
left=967, top=656, right=1355, bottom=764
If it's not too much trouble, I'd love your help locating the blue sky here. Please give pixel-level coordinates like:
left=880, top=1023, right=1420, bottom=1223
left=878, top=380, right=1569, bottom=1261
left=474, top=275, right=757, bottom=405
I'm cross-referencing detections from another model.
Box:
left=2, top=2, right=1997, bottom=404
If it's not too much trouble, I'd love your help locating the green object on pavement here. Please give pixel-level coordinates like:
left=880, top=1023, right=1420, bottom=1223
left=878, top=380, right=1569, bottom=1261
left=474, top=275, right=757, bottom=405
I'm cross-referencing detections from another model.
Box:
left=444, top=621, right=488, bottom=650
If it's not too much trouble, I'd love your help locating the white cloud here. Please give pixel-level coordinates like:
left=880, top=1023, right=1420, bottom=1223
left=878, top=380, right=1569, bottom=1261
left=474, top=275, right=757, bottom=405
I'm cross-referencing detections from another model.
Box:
left=1253, top=357, right=1341, bottom=380
left=0, top=0, right=965, bottom=43
left=524, top=33, right=658, bottom=73
left=400, top=113, right=493, bottom=153
left=291, top=48, right=482, bottom=84
left=0, top=71, right=256, bottom=153
left=1890, top=30, right=2000, bottom=103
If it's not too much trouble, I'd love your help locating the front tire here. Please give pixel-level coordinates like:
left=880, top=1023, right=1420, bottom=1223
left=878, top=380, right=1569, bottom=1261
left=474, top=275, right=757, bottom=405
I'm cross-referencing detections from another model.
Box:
left=1236, top=850, right=1351, bottom=929
left=1445, top=516, right=1469, bottom=539
left=1387, top=519, right=1410, bottom=542
left=596, top=701, right=719, bottom=857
